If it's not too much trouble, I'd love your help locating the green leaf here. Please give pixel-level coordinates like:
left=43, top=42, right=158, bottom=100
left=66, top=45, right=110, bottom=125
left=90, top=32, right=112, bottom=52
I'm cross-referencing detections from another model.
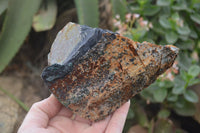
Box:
left=172, top=76, right=185, bottom=94
left=154, top=119, right=174, bottom=133
left=176, top=40, right=194, bottom=50
left=178, top=34, right=189, bottom=41
left=153, top=88, right=167, bottom=102
left=159, top=39, right=168, bottom=45
left=172, top=1, right=189, bottom=11
left=188, top=65, right=200, bottom=77
left=134, top=104, right=150, bottom=128
left=129, top=6, right=141, bottom=13
left=168, top=20, right=177, bottom=31
left=193, top=3, right=200, bottom=10
left=156, top=0, right=171, bottom=6
left=123, top=33, right=133, bottom=40
left=32, top=0, right=57, bottom=32
left=176, top=25, right=191, bottom=35
left=131, top=27, right=147, bottom=41
left=141, top=37, right=155, bottom=44
left=191, top=13, right=200, bottom=24
left=167, top=93, right=178, bottom=102
left=171, top=12, right=180, bottom=20
left=137, top=0, right=148, bottom=7
left=192, top=0, right=200, bottom=5
left=148, top=119, right=155, bottom=133
left=140, top=89, right=155, bottom=102
left=152, top=23, right=165, bottom=35
left=74, top=0, right=99, bottom=27
left=140, top=82, right=160, bottom=102
left=184, top=90, right=199, bottom=103
left=111, top=0, right=127, bottom=21
left=158, top=109, right=170, bottom=119
left=159, top=15, right=171, bottom=29
left=177, top=52, right=192, bottom=71
left=190, top=29, right=198, bottom=39
left=143, top=5, right=160, bottom=16
left=0, top=0, right=42, bottom=73
left=127, top=108, right=135, bottom=119
left=0, top=0, right=8, bottom=15
left=165, top=31, right=178, bottom=44
left=174, top=97, right=185, bottom=108
left=160, top=6, right=171, bottom=14
left=173, top=100, right=196, bottom=116
left=158, top=80, right=174, bottom=89
left=172, top=86, right=185, bottom=94
left=188, top=78, right=200, bottom=86
left=180, top=69, right=192, bottom=82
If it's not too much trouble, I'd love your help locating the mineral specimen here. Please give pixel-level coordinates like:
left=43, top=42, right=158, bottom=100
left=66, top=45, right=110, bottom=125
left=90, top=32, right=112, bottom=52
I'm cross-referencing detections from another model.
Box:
left=41, top=22, right=179, bottom=122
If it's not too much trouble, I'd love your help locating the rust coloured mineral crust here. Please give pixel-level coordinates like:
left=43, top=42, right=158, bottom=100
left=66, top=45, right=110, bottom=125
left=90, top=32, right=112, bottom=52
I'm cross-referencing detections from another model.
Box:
left=42, top=28, right=178, bottom=122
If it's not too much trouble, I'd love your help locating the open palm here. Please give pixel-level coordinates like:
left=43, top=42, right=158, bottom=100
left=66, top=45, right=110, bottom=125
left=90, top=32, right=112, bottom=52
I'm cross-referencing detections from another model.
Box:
left=18, top=95, right=130, bottom=133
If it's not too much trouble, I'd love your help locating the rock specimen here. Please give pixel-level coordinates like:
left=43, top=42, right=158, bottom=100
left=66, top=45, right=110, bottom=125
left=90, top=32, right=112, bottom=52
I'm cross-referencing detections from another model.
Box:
left=41, top=22, right=179, bottom=122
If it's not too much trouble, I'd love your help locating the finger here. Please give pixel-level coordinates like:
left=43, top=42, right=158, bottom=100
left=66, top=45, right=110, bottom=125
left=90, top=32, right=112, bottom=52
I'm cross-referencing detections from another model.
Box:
left=19, top=94, right=62, bottom=129
left=30, top=94, right=62, bottom=119
left=74, top=115, right=91, bottom=124
left=86, top=115, right=111, bottom=132
left=106, top=100, right=130, bottom=133
left=56, top=106, right=73, bottom=118
left=48, top=114, right=91, bottom=132
left=35, top=94, right=62, bottom=118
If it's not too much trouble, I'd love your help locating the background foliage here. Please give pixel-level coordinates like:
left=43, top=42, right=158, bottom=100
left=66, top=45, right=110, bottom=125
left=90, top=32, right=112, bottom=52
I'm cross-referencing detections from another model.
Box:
left=0, top=0, right=200, bottom=132
left=113, top=0, right=200, bottom=132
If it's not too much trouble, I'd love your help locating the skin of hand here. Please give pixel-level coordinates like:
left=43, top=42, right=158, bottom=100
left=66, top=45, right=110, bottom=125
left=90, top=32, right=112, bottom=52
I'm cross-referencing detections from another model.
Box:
left=18, top=94, right=130, bottom=133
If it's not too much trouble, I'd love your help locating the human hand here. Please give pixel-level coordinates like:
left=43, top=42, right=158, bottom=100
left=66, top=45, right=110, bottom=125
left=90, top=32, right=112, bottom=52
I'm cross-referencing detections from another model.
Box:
left=18, top=95, right=130, bottom=133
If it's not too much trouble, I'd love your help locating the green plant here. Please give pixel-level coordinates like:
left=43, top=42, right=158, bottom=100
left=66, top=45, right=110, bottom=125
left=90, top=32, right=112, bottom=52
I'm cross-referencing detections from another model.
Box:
left=0, top=0, right=100, bottom=73
left=32, top=0, right=57, bottom=32
left=113, top=0, right=200, bottom=132
left=111, top=0, right=127, bottom=21
left=141, top=64, right=200, bottom=116
left=74, top=0, right=99, bottom=27
left=0, top=0, right=42, bottom=73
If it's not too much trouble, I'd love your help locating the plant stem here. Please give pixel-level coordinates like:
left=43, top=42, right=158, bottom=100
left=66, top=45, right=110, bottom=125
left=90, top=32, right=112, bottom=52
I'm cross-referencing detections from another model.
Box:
left=0, top=86, right=29, bottom=112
